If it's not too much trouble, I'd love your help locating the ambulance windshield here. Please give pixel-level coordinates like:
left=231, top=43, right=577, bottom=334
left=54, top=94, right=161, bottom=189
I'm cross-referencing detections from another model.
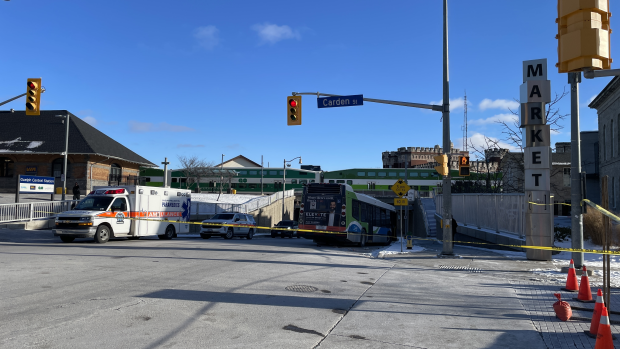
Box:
left=74, top=196, right=115, bottom=211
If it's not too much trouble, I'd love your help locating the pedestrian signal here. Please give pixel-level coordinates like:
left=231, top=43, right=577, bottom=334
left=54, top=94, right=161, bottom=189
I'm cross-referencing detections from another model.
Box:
left=26, top=78, right=42, bottom=116
left=287, top=96, right=302, bottom=126
left=434, top=155, right=449, bottom=176
left=459, top=156, right=470, bottom=177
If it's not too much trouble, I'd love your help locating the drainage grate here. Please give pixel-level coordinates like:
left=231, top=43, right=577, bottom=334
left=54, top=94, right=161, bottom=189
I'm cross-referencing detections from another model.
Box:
left=285, top=285, right=318, bottom=293
left=439, top=265, right=482, bottom=273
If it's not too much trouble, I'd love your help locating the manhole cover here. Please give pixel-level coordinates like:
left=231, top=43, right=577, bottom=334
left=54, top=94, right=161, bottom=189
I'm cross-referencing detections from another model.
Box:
left=285, top=285, right=318, bottom=293
left=439, top=265, right=482, bottom=273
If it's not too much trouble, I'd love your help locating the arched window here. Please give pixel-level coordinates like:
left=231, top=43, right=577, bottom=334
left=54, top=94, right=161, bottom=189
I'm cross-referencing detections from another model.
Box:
left=612, top=119, right=615, bottom=158
left=0, top=157, right=14, bottom=177
left=603, top=125, right=607, bottom=161
left=110, top=163, right=122, bottom=181
left=52, top=158, right=69, bottom=178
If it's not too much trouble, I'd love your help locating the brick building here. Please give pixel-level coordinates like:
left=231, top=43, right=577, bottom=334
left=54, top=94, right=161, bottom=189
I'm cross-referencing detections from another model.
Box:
left=382, top=143, right=469, bottom=170
left=0, top=110, right=155, bottom=194
left=589, top=77, right=620, bottom=214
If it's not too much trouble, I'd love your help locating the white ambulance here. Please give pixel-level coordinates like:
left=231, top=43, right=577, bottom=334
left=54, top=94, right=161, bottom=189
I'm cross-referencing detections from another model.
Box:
left=53, top=185, right=191, bottom=244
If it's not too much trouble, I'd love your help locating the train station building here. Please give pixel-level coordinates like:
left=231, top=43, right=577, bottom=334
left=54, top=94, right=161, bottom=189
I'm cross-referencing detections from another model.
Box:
left=0, top=110, right=156, bottom=194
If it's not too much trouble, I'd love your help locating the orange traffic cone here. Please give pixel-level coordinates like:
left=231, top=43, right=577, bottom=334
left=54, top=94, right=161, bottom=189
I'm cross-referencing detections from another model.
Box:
left=577, top=265, right=593, bottom=302
left=563, top=259, right=579, bottom=292
left=586, top=289, right=605, bottom=338
left=594, top=307, right=614, bottom=349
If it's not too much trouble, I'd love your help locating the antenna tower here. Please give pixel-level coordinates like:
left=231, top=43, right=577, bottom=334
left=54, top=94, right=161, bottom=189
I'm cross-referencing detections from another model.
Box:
left=462, top=90, right=468, bottom=151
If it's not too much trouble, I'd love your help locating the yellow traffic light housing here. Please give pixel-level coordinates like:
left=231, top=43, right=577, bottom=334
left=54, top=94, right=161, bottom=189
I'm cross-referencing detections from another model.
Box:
left=459, top=156, right=470, bottom=177
left=434, top=154, right=449, bottom=176
left=556, top=0, right=611, bottom=73
left=26, top=78, right=42, bottom=116
left=287, top=96, right=302, bottom=126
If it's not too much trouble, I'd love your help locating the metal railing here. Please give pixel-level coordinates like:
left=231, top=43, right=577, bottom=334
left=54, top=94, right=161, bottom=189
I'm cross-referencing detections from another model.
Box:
left=0, top=200, right=79, bottom=224
left=435, top=193, right=525, bottom=237
left=190, top=190, right=295, bottom=216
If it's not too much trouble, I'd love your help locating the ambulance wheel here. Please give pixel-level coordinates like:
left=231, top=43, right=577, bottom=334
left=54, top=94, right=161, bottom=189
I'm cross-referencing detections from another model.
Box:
left=94, top=225, right=110, bottom=244
left=60, top=236, right=75, bottom=243
left=246, top=229, right=254, bottom=240
left=358, top=229, right=367, bottom=247
left=159, top=225, right=175, bottom=240
left=224, top=228, right=234, bottom=239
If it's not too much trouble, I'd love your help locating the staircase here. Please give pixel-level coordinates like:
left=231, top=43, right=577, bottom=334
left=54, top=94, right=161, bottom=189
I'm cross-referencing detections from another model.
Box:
left=420, top=198, right=437, bottom=237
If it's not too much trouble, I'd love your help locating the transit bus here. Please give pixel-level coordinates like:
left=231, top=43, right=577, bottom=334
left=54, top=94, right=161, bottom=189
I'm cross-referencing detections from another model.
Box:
left=298, top=183, right=396, bottom=246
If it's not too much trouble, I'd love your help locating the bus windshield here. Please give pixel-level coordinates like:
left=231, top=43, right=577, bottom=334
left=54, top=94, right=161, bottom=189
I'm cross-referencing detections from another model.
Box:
left=74, top=196, right=114, bottom=211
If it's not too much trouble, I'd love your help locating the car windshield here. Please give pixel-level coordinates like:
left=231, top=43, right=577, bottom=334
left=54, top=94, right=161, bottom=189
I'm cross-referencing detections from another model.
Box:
left=277, top=221, right=295, bottom=227
left=74, top=196, right=114, bottom=211
left=211, top=213, right=235, bottom=220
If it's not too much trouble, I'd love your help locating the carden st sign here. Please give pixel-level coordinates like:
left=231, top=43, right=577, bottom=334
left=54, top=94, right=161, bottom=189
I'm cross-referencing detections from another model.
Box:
left=317, top=94, right=363, bottom=108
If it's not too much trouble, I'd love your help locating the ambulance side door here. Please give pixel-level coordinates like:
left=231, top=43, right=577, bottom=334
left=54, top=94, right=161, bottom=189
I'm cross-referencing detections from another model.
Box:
left=110, top=197, right=130, bottom=235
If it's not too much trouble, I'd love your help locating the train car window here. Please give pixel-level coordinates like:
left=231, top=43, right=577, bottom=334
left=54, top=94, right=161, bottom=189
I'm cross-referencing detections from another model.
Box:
left=346, top=180, right=353, bottom=185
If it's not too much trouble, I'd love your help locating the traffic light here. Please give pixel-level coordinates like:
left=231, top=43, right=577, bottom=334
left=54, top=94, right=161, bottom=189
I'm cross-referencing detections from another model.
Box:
left=458, top=156, right=470, bottom=177
left=556, top=0, right=611, bottom=73
left=26, top=78, right=42, bottom=116
left=433, top=154, right=449, bottom=176
left=287, top=96, right=302, bottom=126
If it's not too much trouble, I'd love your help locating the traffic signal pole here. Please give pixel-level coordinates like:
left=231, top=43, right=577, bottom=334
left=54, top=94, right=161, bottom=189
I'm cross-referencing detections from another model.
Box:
left=569, top=72, right=584, bottom=268
left=441, top=0, right=454, bottom=256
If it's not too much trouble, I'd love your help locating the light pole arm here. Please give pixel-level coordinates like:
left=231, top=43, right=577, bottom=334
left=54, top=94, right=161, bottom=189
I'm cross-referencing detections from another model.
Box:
left=583, top=68, right=620, bottom=79
left=292, top=92, right=443, bottom=112
left=0, top=93, right=27, bottom=107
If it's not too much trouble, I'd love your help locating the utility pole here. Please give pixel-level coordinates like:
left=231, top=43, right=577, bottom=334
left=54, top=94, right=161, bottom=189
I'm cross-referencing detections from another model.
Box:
left=162, top=157, right=170, bottom=188
left=569, top=72, right=584, bottom=268
left=261, top=155, right=264, bottom=195
left=54, top=114, right=70, bottom=201
left=440, top=0, right=454, bottom=256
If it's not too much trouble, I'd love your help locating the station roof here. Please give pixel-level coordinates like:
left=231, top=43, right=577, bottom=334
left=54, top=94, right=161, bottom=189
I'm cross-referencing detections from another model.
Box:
left=0, top=110, right=156, bottom=167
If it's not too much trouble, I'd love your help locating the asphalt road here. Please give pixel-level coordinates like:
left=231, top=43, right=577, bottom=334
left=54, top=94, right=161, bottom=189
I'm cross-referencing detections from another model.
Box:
left=0, top=230, right=547, bottom=349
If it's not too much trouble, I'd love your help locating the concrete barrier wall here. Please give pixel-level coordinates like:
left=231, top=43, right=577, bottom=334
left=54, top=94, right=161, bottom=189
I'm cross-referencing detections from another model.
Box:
left=189, top=196, right=294, bottom=233
left=434, top=213, right=524, bottom=252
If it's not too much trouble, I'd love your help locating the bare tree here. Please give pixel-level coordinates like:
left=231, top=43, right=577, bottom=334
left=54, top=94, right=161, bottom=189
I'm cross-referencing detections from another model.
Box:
left=177, top=156, right=215, bottom=193
left=465, top=135, right=505, bottom=193
left=496, top=87, right=570, bottom=194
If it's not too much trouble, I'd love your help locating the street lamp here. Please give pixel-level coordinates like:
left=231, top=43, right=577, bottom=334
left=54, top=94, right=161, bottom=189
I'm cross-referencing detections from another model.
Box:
left=282, top=156, right=302, bottom=220
left=55, top=114, right=70, bottom=201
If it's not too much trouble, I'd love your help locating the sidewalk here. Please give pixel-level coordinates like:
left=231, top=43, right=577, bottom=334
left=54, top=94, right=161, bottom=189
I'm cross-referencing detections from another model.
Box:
left=323, top=239, right=620, bottom=349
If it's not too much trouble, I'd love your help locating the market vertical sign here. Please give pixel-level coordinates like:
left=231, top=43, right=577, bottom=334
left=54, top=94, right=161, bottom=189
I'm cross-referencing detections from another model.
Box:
left=19, top=175, right=55, bottom=194
left=521, top=58, right=552, bottom=261
left=317, top=95, right=363, bottom=108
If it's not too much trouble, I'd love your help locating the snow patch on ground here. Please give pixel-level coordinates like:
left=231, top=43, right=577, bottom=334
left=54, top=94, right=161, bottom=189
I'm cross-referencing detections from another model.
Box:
left=363, top=238, right=425, bottom=259
left=551, top=239, right=620, bottom=268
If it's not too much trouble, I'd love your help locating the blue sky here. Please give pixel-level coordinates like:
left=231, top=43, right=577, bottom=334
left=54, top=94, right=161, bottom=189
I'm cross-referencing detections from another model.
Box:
left=0, top=0, right=614, bottom=170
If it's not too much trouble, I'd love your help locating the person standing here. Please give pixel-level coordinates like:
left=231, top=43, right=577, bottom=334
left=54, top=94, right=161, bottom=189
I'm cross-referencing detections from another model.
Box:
left=72, top=182, right=81, bottom=201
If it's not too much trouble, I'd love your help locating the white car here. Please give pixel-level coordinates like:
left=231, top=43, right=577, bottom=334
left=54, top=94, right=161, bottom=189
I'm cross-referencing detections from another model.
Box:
left=200, top=213, right=256, bottom=240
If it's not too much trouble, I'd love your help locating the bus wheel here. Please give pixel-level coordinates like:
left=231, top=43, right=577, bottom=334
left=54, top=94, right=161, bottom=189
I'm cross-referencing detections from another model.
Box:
left=359, top=230, right=367, bottom=247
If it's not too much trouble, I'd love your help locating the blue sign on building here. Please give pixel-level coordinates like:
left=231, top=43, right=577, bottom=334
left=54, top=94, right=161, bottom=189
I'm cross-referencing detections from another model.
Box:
left=19, top=175, right=55, bottom=194
left=317, top=95, right=363, bottom=109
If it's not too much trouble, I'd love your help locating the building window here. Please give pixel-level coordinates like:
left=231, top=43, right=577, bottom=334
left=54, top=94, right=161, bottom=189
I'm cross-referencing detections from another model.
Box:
left=0, top=157, right=14, bottom=177
left=110, top=163, right=122, bottom=181
left=563, top=168, right=571, bottom=186
left=603, top=124, right=607, bottom=161
left=357, top=172, right=366, bottom=176
left=52, top=158, right=70, bottom=178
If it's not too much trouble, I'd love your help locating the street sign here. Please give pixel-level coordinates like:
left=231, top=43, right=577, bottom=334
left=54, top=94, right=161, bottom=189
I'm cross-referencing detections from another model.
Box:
left=391, top=179, right=411, bottom=197
left=18, top=175, right=54, bottom=194
left=317, top=95, right=363, bottom=109
left=394, top=198, right=408, bottom=206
